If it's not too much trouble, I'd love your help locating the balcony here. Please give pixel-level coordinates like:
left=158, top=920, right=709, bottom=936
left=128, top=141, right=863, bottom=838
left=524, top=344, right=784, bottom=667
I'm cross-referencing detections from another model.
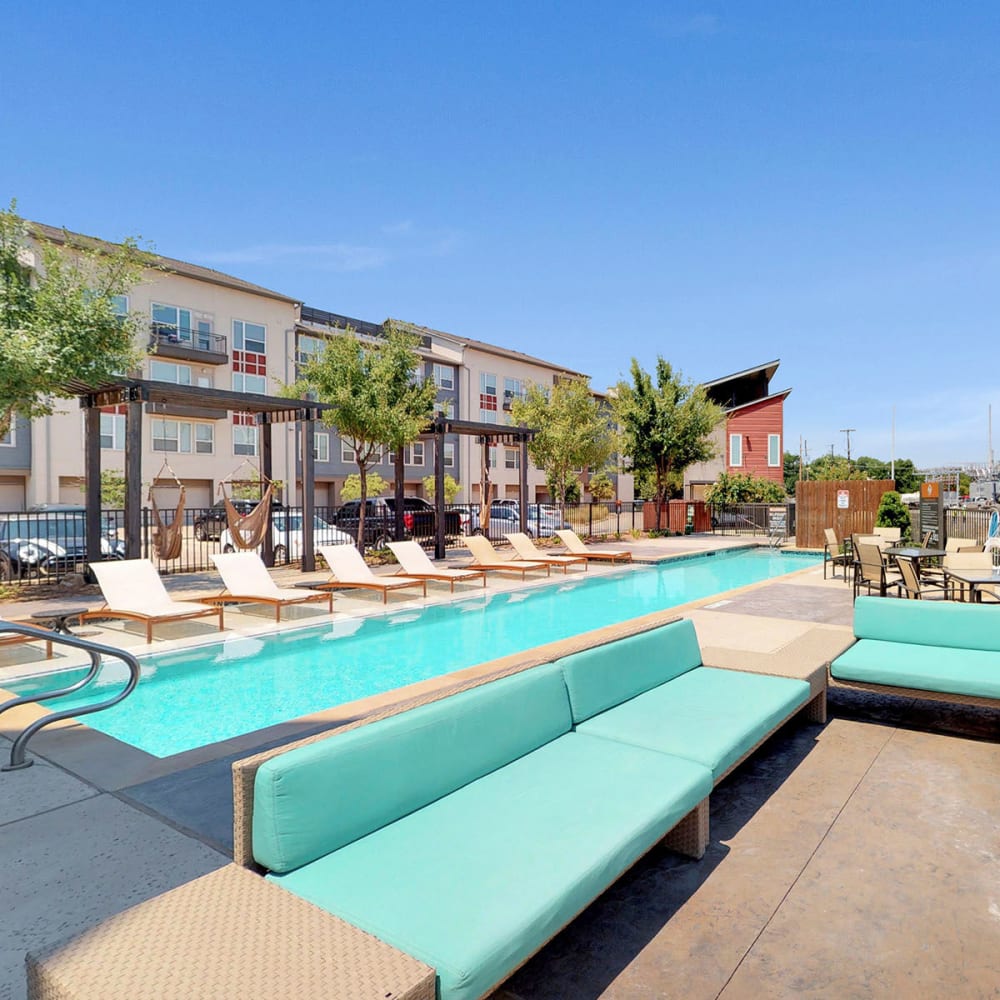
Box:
left=148, top=325, right=229, bottom=365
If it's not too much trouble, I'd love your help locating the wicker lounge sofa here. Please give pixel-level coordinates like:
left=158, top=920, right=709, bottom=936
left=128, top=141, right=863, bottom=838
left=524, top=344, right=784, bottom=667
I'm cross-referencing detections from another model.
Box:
left=829, top=596, right=1000, bottom=708
left=28, top=615, right=826, bottom=1000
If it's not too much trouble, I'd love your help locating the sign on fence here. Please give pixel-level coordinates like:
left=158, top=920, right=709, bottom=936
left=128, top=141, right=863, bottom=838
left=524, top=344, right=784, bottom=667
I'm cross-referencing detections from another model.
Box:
left=836, top=490, right=849, bottom=509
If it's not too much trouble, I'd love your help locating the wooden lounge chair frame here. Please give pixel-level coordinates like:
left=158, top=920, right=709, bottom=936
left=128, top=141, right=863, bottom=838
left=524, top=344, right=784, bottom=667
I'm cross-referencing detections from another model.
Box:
left=387, top=541, right=487, bottom=592
left=202, top=552, right=334, bottom=622
left=463, top=535, right=551, bottom=579
left=316, top=546, right=427, bottom=604
left=505, top=533, right=588, bottom=573
left=0, top=621, right=53, bottom=659
left=554, top=529, right=632, bottom=564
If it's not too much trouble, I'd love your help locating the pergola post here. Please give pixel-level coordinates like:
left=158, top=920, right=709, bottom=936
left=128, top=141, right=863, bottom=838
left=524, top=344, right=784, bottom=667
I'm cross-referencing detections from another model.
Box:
left=124, top=397, right=143, bottom=559
left=84, top=405, right=103, bottom=565
left=519, top=433, right=529, bottom=534
left=261, top=420, right=274, bottom=567
left=301, top=414, right=316, bottom=572
left=435, top=420, right=446, bottom=559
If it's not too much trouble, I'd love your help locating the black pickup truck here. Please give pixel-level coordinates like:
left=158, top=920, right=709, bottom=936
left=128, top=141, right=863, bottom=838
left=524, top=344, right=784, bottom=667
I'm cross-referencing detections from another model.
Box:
left=334, top=496, right=461, bottom=549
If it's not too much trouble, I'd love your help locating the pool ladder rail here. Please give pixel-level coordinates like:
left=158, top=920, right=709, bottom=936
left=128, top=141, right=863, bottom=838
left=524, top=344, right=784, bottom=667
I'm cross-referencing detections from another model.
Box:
left=0, top=621, right=141, bottom=772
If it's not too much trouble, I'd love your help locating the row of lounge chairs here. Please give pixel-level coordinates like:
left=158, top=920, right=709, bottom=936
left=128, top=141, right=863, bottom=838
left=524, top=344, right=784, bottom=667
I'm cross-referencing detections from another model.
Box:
left=73, top=531, right=631, bottom=643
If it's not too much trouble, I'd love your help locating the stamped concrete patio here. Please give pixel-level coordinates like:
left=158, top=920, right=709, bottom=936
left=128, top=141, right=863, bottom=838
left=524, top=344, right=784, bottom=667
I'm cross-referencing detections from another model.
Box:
left=2, top=539, right=998, bottom=999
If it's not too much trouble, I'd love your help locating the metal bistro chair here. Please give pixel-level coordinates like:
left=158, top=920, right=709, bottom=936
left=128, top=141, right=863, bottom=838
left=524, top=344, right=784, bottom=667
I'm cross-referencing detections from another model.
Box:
left=823, top=528, right=851, bottom=581
left=896, top=555, right=946, bottom=601
left=853, top=540, right=903, bottom=601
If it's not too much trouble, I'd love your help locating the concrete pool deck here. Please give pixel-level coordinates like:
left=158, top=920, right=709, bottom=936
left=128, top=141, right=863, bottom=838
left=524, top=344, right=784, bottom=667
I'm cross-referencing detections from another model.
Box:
left=2, top=537, right=999, bottom=998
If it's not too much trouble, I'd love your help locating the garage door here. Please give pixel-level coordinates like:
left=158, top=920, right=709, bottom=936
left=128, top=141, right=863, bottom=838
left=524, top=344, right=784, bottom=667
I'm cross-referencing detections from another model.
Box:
left=0, top=477, right=26, bottom=512
left=58, top=478, right=85, bottom=505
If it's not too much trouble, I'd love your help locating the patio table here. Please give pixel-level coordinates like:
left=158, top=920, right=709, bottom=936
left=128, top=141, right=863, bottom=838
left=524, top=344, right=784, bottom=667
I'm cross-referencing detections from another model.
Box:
left=942, top=568, right=1000, bottom=603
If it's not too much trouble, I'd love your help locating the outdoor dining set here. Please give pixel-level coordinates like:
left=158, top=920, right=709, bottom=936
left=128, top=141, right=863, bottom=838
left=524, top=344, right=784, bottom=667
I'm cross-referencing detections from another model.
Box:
left=823, top=526, right=1000, bottom=604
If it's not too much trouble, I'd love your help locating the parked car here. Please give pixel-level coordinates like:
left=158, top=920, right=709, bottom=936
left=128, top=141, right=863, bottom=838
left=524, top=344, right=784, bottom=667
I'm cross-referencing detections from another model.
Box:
left=221, top=511, right=353, bottom=562
left=0, top=513, right=124, bottom=580
left=334, top=497, right=461, bottom=549
left=478, top=504, right=570, bottom=538
left=194, top=498, right=284, bottom=541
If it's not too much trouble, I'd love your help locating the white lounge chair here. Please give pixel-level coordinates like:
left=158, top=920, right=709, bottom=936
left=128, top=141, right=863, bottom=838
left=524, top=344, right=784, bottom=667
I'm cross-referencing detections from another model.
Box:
left=463, top=535, right=550, bottom=579
left=205, top=552, right=333, bottom=621
left=554, top=529, right=633, bottom=564
left=81, top=559, right=224, bottom=642
left=317, top=545, right=427, bottom=603
left=387, top=541, right=487, bottom=592
left=505, top=532, right=588, bottom=573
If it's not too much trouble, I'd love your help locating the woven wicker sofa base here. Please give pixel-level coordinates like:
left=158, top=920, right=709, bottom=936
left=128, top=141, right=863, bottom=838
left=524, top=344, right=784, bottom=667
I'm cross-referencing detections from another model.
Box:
left=26, top=864, right=435, bottom=1000
left=829, top=672, right=1000, bottom=710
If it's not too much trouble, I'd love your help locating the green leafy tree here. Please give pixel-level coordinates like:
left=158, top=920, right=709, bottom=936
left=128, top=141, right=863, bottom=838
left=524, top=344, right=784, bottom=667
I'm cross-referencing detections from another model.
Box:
left=705, top=471, right=786, bottom=504
left=559, top=476, right=582, bottom=504
left=808, top=454, right=865, bottom=481
left=854, top=456, right=889, bottom=480
left=891, top=459, right=922, bottom=494
left=340, top=471, right=390, bottom=502
left=783, top=452, right=801, bottom=494
left=422, top=473, right=460, bottom=503
left=291, top=323, right=437, bottom=550
left=0, top=202, right=150, bottom=434
left=875, top=490, right=912, bottom=542
left=510, top=377, right=612, bottom=505
left=613, top=358, right=725, bottom=528
left=588, top=471, right=615, bottom=501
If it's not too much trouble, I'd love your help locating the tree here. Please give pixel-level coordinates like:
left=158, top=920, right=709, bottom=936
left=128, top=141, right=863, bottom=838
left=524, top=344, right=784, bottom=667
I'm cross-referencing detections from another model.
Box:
left=510, top=377, right=612, bottom=505
left=291, top=323, right=437, bottom=550
left=588, top=471, right=615, bottom=501
left=0, top=202, right=150, bottom=434
left=783, top=452, right=801, bottom=495
left=340, top=471, right=390, bottom=502
left=854, top=456, right=889, bottom=480
left=875, top=490, right=912, bottom=542
left=422, top=473, right=460, bottom=503
left=704, top=471, right=786, bottom=504
left=613, top=358, right=725, bottom=528
left=808, top=454, right=862, bottom=481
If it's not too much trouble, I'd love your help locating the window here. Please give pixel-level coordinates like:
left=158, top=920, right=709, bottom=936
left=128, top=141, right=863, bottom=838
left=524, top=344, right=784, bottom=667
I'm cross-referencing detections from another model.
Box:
left=768, top=433, right=781, bottom=467
left=432, top=364, right=455, bottom=390
left=488, top=446, right=497, bottom=469
left=100, top=413, right=125, bottom=450
left=150, top=360, right=193, bottom=385
left=233, top=320, right=266, bottom=354
left=314, top=432, right=330, bottom=463
left=151, top=420, right=214, bottom=454
left=729, top=433, right=743, bottom=467
left=233, top=425, right=258, bottom=456
left=152, top=303, right=192, bottom=343
left=443, top=442, right=455, bottom=468
left=233, top=372, right=267, bottom=395
left=503, top=377, right=525, bottom=407
left=403, top=442, right=424, bottom=466
left=111, top=295, right=129, bottom=318
left=342, top=441, right=356, bottom=463
left=442, top=399, right=456, bottom=418
left=480, top=407, right=498, bottom=424
left=505, top=448, right=519, bottom=470
left=297, top=334, right=325, bottom=365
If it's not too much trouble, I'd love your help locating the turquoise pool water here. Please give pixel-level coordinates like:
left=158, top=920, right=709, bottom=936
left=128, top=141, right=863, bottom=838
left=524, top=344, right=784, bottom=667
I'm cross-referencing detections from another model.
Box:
left=8, top=548, right=819, bottom=757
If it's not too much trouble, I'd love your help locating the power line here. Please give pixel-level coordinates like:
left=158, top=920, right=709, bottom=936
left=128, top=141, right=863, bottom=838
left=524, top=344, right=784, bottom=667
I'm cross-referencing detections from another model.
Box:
left=839, top=428, right=856, bottom=464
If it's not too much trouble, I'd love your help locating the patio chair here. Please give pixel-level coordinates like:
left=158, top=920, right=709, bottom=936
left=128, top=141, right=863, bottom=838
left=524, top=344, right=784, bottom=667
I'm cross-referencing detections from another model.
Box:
left=505, top=532, right=588, bottom=573
left=554, top=529, right=632, bottom=564
left=895, top=555, right=946, bottom=600
left=463, top=534, right=551, bottom=579
left=0, top=620, right=53, bottom=659
left=204, top=552, right=333, bottom=621
left=823, top=528, right=851, bottom=581
left=316, top=545, right=427, bottom=603
left=872, top=526, right=902, bottom=545
left=387, top=541, right=487, bottom=592
left=943, top=551, right=999, bottom=603
left=853, top=541, right=902, bottom=600
left=922, top=537, right=980, bottom=581
left=81, top=559, right=224, bottom=643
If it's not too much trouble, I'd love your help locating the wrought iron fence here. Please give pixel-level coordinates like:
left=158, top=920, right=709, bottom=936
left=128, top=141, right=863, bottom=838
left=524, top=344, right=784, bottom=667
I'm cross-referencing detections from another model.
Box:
left=708, top=503, right=796, bottom=539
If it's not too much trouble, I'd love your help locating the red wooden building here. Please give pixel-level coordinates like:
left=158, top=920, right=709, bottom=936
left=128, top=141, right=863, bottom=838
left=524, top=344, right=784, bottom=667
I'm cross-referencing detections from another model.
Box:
left=683, top=360, right=791, bottom=499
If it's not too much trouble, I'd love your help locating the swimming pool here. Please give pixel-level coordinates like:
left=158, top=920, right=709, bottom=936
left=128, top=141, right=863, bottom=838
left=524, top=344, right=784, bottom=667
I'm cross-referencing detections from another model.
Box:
left=7, top=548, right=818, bottom=757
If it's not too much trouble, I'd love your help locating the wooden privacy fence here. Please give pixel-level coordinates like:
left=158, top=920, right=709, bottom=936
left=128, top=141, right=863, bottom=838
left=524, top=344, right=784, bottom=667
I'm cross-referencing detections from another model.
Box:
left=795, top=480, right=895, bottom=549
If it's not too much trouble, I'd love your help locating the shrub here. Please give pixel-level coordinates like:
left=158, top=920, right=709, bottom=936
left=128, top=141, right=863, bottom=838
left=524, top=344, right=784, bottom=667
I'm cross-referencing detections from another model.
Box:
left=875, top=490, right=911, bottom=541
left=705, top=472, right=786, bottom=504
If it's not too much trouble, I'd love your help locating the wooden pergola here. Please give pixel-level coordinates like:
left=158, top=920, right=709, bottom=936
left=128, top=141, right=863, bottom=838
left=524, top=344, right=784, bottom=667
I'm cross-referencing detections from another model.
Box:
left=75, top=378, right=332, bottom=571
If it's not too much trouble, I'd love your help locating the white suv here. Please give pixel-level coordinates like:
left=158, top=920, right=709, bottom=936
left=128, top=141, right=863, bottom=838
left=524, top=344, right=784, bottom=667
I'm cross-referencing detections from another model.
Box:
left=222, top=512, right=353, bottom=562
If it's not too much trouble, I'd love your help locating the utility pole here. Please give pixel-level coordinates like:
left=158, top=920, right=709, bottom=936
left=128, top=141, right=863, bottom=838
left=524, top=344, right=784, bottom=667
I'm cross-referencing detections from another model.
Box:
left=840, top=428, right=856, bottom=466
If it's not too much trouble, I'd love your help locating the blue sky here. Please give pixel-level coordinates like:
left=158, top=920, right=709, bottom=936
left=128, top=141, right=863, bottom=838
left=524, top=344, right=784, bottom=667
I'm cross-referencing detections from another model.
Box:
left=3, top=2, right=999, bottom=470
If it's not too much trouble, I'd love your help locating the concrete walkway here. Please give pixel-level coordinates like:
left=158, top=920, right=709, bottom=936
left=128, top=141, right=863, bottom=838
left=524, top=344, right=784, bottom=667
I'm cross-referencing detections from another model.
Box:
left=3, top=538, right=999, bottom=999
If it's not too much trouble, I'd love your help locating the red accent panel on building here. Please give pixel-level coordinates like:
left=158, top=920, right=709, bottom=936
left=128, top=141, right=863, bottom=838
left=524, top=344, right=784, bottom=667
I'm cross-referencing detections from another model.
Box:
left=726, top=396, right=784, bottom=483
left=233, top=350, right=266, bottom=376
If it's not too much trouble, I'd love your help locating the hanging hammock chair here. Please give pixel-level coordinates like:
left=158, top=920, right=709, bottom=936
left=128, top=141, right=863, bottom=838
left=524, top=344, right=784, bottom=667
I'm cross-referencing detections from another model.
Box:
left=148, top=461, right=186, bottom=561
left=219, top=459, right=274, bottom=550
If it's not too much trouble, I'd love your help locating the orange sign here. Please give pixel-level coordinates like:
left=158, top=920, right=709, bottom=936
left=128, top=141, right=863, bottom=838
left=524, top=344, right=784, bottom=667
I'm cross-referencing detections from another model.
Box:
left=920, top=482, right=940, bottom=499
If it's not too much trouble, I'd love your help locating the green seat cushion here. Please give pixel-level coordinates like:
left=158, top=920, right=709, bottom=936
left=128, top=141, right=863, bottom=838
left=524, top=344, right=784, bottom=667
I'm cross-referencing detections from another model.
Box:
left=576, top=666, right=811, bottom=781
left=854, top=596, right=1000, bottom=652
left=560, top=618, right=703, bottom=723
left=253, top=663, right=572, bottom=873
left=831, top=638, right=1000, bottom=699
left=269, top=731, right=711, bottom=1000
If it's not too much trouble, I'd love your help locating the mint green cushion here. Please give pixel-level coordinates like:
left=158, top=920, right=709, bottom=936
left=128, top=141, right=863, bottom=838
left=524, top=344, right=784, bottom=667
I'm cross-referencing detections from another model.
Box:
left=831, top=638, right=1000, bottom=699
left=576, top=666, right=811, bottom=780
left=268, top=732, right=711, bottom=1000
left=854, top=596, right=1000, bottom=652
left=560, top=618, right=703, bottom=723
left=253, top=663, right=572, bottom=873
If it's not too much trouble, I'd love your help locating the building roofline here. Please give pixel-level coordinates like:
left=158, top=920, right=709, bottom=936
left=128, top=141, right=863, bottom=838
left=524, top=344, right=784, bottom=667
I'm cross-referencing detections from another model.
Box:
left=724, top=388, right=792, bottom=413
left=700, top=359, right=780, bottom=390
left=28, top=221, right=301, bottom=305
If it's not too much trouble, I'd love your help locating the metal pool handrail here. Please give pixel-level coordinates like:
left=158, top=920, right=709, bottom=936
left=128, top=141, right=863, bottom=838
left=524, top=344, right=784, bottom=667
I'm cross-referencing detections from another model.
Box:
left=0, top=621, right=141, bottom=771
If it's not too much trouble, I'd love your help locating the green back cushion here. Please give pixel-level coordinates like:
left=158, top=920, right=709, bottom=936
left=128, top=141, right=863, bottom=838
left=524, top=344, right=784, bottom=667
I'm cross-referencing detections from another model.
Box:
left=253, top=662, right=572, bottom=873
left=559, top=619, right=703, bottom=723
left=854, top=596, right=1000, bottom=652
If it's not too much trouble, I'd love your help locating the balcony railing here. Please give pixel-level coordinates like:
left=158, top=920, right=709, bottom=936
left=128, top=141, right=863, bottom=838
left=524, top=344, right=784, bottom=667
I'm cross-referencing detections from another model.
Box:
left=149, top=325, right=228, bottom=361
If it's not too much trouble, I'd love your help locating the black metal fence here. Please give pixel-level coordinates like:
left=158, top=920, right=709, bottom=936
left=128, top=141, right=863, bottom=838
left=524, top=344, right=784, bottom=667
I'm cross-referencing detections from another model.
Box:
left=708, top=503, right=796, bottom=539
